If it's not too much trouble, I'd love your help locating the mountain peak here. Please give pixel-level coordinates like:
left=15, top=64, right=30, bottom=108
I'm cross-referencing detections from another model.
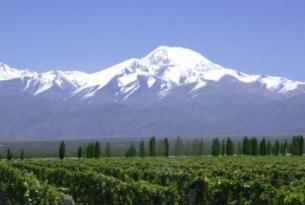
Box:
left=0, top=63, right=13, bottom=72
left=147, top=46, right=206, bottom=57
left=0, top=63, right=25, bottom=81
left=143, top=46, right=211, bottom=68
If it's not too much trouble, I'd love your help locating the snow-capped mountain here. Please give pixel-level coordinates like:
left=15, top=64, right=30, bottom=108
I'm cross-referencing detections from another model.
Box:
left=0, top=46, right=305, bottom=140
left=1, top=46, right=304, bottom=99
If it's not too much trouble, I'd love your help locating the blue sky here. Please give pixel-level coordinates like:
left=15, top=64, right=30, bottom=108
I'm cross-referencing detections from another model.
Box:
left=0, top=0, right=305, bottom=81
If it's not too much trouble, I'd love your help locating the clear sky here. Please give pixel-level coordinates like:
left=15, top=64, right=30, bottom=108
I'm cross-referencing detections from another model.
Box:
left=1, top=0, right=305, bottom=81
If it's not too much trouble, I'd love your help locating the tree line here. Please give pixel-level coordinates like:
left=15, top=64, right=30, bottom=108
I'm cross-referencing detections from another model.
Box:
left=1, top=135, right=303, bottom=160
left=66, top=135, right=304, bottom=159
left=209, top=136, right=303, bottom=156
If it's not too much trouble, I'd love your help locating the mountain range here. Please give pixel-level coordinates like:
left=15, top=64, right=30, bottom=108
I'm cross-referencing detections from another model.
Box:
left=1, top=46, right=305, bottom=140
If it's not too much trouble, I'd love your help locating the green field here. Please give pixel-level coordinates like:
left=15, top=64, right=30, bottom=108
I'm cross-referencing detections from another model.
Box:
left=1, top=156, right=305, bottom=205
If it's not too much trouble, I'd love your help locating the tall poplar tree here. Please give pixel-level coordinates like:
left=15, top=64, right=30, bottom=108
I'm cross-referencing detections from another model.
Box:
left=163, top=138, right=170, bottom=157
left=260, top=138, right=266, bottom=156
left=291, top=136, right=304, bottom=156
left=7, top=149, right=12, bottom=161
left=242, top=137, right=251, bottom=155
left=77, top=147, right=82, bottom=159
left=251, top=138, right=259, bottom=156
left=149, top=136, right=156, bottom=157
left=59, top=141, right=65, bottom=160
left=211, top=138, right=220, bottom=156
left=94, top=142, right=101, bottom=159
left=273, top=140, right=280, bottom=156
left=226, top=138, right=234, bottom=156
left=125, top=143, right=137, bottom=157
left=86, top=144, right=94, bottom=158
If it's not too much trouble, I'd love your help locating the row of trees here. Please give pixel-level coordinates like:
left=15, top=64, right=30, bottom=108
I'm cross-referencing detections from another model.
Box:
left=1, top=136, right=303, bottom=160
left=61, top=135, right=303, bottom=159
left=211, top=136, right=304, bottom=156
left=60, top=141, right=112, bottom=160
left=58, top=137, right=171, bottom=159
left=127, top=135, right=304, bottom=158
left=59, top=137, right=201, bottom=159
left=126, top=137, right=170, bottom=158
left=212, top=138, right=235, bottom=156
left=291, top=136, right=304, bottom=155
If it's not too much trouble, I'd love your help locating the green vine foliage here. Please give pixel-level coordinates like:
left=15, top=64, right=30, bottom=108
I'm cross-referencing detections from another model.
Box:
left=0, top=163, right=74, bottom=205
left=1, top=157, right=305, bottom=205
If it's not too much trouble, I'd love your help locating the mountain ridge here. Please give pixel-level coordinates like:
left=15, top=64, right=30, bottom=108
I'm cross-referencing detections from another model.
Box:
left=1, top=46, right=305, bottom=100
left=0, top=46, right=305, bottom=140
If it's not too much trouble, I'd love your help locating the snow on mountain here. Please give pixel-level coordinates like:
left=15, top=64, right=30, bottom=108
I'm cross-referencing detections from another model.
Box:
left=63, top=71, right=90, bottom=87
left=74, top=46, right=305, bottom=99
left=1, top=46, right=305, bottom=98
left=0, top=63, right=89, bottom=95
left=258, top=75, right=304, bottom=93
left=0, top=63, right=35, bottom=80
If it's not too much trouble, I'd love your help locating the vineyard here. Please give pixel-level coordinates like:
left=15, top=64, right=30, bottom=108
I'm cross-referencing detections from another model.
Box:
left=0, top=157, right=305, bottom=205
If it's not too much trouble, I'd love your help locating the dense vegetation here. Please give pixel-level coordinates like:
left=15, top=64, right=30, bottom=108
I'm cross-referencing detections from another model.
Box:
left=0, top=135, right=304, bottom=204
left=0, top=157, right=305, bottom=204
